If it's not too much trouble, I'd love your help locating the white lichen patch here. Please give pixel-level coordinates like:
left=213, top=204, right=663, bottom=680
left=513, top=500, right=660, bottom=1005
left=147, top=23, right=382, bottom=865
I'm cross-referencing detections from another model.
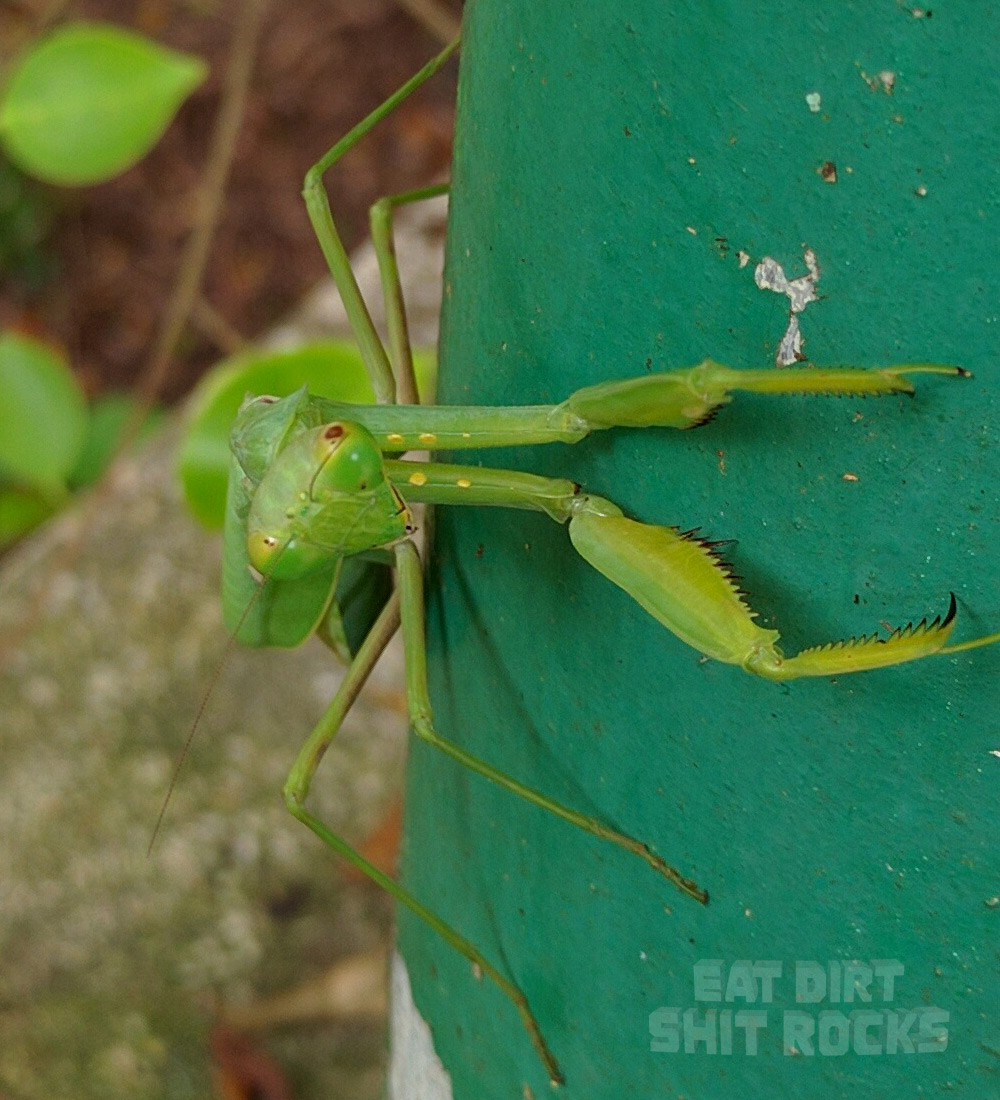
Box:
left=754, top=248, right=821, bottom=365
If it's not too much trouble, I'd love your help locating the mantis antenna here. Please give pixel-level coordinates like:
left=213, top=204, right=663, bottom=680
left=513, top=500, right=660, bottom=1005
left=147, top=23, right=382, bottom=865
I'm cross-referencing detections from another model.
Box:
left=147, top=540, right=297, bottom=856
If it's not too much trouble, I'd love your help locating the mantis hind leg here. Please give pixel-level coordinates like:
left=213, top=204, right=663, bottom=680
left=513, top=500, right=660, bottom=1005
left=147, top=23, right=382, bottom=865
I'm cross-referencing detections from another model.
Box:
left=301, top=39, right=459, bottom=405
left=393, top=539, right=708, bottom=903
left=282, top=585, right=566, bottom=1087
left=370, top=183, right=450, bottom=406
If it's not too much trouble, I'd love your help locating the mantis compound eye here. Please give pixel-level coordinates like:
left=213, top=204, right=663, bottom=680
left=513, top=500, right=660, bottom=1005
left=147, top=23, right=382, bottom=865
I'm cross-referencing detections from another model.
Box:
left=310, top=420, right=386, bottom=497
left=246, top=532, right=284, bottom=577
left=246, top=530, right=327, bottom=580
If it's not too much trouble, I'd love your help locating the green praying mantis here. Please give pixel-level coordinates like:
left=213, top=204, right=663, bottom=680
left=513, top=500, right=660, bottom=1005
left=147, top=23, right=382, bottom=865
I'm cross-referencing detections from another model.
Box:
left=216, top=37, right=1000, bottom=1087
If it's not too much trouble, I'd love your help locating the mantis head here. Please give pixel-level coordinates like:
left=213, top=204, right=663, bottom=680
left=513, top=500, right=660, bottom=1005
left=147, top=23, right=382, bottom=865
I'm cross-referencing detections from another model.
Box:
left=247, top=419, right=411, bottom=580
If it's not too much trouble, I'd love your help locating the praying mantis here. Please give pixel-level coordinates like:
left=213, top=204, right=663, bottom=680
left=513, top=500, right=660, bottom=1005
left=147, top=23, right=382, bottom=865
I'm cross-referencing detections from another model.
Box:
left=220, top=36, right=1000, bottom=1087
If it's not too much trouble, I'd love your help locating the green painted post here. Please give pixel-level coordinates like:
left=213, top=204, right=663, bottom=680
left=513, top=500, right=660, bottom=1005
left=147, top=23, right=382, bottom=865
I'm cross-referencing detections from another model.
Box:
left=396, top=3, right=999, bottom=1096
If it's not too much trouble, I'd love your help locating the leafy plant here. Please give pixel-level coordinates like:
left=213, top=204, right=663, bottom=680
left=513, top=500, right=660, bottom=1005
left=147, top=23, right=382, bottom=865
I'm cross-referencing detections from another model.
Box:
left=0, top=21, right=205, bottom=547
left=0, top=332, right=161, bottom=548
left=0, top=156, right=54, bottom=288
left=0, top=22, right=207, bottom=186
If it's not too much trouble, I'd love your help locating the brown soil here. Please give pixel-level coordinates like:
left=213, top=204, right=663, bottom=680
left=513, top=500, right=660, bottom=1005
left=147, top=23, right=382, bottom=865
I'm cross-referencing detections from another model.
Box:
left=0, top=0, right=460, bottom=403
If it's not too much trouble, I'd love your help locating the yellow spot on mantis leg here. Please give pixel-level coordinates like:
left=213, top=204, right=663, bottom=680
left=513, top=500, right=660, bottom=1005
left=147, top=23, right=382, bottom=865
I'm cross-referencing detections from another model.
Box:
left=461, top=432, right=471, bottom=439
left=408, top=471, right=428, bottom=487
left=386, top=432, right=405, bottom=445
left=456, top=478, right=472, bottom=488
left=418, top=432, right=437, bottom=445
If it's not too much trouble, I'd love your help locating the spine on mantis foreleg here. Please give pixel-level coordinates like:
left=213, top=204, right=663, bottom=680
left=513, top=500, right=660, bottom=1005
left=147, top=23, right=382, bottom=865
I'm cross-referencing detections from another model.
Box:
left=567, top=509, right=961, bottom=681
left=562, top=360, right=967, bottom=431
left=567, top=509, right=785, bottom=669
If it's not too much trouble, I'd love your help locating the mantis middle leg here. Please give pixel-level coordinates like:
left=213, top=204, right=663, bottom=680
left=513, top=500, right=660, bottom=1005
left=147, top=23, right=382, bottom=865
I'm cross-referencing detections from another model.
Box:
left=369, top=182, right=450, bottom=406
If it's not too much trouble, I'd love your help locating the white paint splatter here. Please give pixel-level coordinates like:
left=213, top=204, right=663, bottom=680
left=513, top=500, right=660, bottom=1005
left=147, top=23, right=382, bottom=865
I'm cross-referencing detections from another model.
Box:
left=861, top=69, right=897, bottom=94
left=389, top=952, right=454, bottom=1100
left=754, top=248, right=821, bottom=365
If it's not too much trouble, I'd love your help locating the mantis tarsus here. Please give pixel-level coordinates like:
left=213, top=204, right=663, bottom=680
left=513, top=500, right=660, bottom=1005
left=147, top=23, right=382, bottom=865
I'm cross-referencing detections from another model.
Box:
left=220, top=36, right=1000, bottom=1086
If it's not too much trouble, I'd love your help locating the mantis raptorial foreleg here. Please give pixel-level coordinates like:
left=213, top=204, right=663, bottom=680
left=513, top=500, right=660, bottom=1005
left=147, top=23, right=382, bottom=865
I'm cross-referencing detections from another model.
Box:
left=311, top=360, right=967, bottom=449
left=389, top=458, right=996, bottom=679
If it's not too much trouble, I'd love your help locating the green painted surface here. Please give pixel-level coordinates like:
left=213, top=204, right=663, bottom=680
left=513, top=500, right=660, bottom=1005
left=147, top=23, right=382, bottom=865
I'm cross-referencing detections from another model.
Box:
left=400, top=3, right=999, bottom=1096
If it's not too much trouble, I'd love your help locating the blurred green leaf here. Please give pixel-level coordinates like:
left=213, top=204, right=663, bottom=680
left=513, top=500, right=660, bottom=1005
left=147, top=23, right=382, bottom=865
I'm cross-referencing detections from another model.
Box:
left=0, top=332, right=87, bottom=497
left=0, top=485, right=54, bottom=550
left=68, top=392, right=165, bottom=490
left=179, top=341, right=436, bottom=529
left=0, top=22, right=207, bottom=186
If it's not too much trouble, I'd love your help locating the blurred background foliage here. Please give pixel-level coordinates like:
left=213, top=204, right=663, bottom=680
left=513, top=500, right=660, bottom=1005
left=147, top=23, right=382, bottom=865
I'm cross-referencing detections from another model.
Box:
left=0, top=0, right=459, bottom=547
left=0, top=20, right=199, bottom=545
left=0, top=3, right=460, bottom=1097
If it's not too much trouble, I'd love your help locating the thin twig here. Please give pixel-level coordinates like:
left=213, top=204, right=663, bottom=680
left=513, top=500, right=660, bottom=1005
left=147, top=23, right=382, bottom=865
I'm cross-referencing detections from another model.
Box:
left=191, top=296, right=250, bottom=356
left=131, top=0, right=268, bottom=415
